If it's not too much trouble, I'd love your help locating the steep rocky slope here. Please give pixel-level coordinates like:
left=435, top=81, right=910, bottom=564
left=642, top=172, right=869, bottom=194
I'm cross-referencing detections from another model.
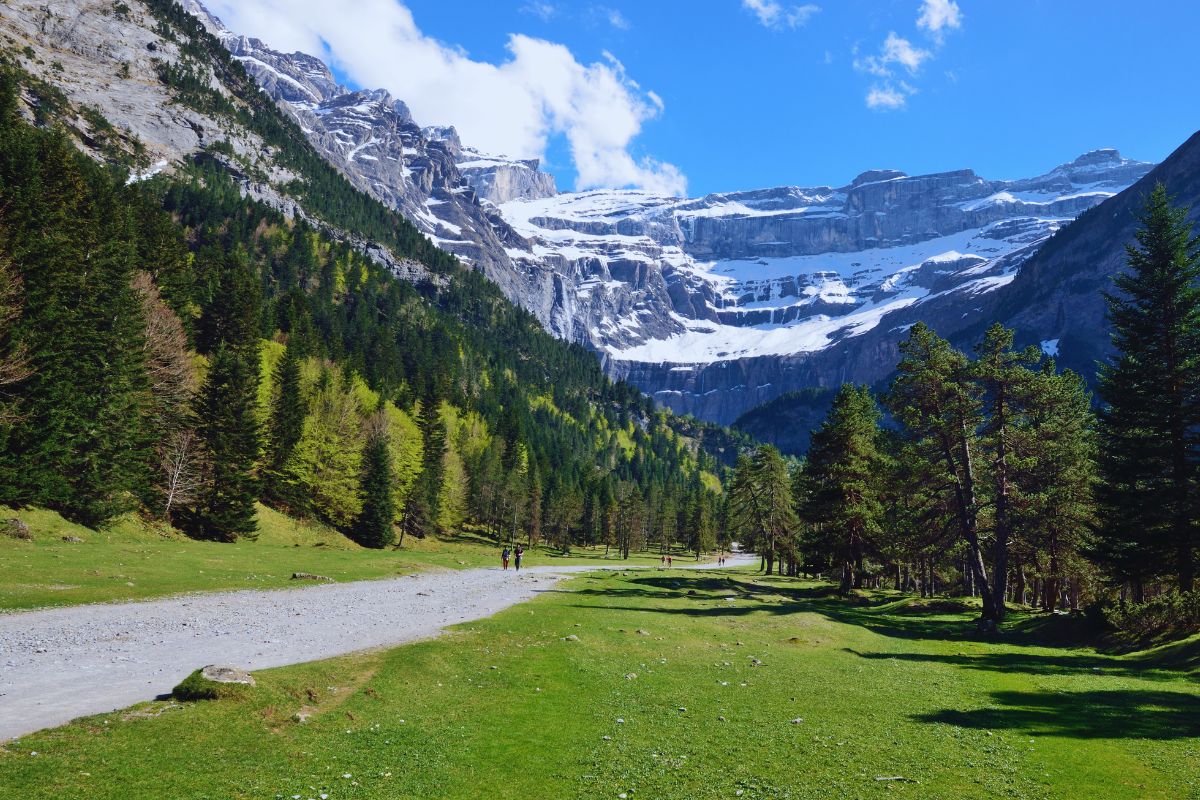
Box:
left=35, top=0, right=1159, bottom=431
left=184, top=5, right=1155, bottom=425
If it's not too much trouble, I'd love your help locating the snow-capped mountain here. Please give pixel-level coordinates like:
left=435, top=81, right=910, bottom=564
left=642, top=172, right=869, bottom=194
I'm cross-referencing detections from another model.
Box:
left=191, top=4, right=1153, bottom=424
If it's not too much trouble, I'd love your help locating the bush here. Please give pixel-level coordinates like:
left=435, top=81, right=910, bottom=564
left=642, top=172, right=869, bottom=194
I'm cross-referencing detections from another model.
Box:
left=1105, top=590, right=1200, bottom=642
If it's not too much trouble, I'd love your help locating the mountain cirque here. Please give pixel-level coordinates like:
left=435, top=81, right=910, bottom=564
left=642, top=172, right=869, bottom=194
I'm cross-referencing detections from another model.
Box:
left=5, top=0, right=1156, bottom=426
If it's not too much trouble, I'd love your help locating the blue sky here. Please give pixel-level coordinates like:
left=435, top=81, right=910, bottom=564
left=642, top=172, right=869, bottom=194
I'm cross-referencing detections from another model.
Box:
left=401, top=0, right=1197, bottom=193
left=212, top=0, right=1199, bottom=197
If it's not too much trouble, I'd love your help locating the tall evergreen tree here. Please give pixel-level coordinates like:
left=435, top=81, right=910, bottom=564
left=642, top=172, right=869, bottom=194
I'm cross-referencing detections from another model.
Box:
left=190, top=252, right=262, bottom=541
left=799, top=384, right=886, bottom=593
left=264, top=340, right=306, bottom=508
left=352, top=413, right=395, bottom=548
left=192, top=341, right=261, bottom=541
left=973, top=323, right=1041, bottom=618
left=1097, top=183, right=1200, bottom=594
left=405, top=386, right=447, bottom=537
left=0, top=116, right=149, bottom=527
left=886, top=323, right=999, bottom=624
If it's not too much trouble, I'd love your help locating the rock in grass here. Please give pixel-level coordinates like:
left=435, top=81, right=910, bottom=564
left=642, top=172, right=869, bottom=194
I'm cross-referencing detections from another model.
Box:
left=61, top=535, right=84, bottom=543
left=563, top=634, right=580, bottom=642
left=635, top=629, right=651, bottom=636
left=291, top=572, right=334, bottom=583
left=2, top=518, right=32, bottom=540
left=790, top=717, right=804, bottom=725
left=172, top=666, right=256, bottom=701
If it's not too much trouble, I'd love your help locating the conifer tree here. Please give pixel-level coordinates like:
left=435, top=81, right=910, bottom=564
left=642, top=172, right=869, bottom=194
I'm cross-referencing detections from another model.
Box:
left=264, top=340, right=306, bottom=507
left=973, top=323, right=1042, bottom=617
left=405, top=386, right=447, bottom=537
left=800, top=385, right=886, bottom=593
left=190, top=252, right=262, bottom=541
left=0, top=122, right=149, bottom=527
left=192, top=341, right=261, bottom=541
left=886, top=323, right=999, bottom=624
left=1097, top=183, right=1200, bottom=594
left=352, top=413, right=395, bottom=548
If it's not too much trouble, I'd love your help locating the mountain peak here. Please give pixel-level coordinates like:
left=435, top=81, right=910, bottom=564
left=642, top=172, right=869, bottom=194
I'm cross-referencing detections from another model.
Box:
left=850, top=169, right=908, bottom=188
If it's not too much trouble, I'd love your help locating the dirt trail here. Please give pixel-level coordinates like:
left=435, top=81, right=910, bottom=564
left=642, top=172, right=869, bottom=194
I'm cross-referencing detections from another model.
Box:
left=0, top=555, right=754, bottom=740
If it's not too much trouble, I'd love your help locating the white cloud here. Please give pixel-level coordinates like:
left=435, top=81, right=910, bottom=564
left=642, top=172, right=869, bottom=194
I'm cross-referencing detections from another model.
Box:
left=741, top=0, right=820, bottom=30
left=866, top=83, right=913, bottom=111
left=596, top=6, right=631, bottom=30
left=204, top=0, right=683, bottom=194
left=917, top=0, right=963, bottom=36
left=855, top=32, right=930, bottom=76
left=520, top=2, right=556, bottom=21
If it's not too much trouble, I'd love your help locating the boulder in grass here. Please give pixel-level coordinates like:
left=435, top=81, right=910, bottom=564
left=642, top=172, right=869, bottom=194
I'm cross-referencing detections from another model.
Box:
left=173, top=666, right=256, bottom=701
left=2, top=518, right=32, bottom=540
left=291, top=572, right=334, bottom=583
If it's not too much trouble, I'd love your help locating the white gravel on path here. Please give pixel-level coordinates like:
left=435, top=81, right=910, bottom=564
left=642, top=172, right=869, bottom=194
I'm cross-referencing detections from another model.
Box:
left=0, top=555, right=755, bottom=741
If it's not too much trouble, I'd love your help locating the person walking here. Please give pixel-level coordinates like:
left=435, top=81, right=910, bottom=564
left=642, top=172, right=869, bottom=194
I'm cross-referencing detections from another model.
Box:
left=666, top=554, right=673, bottom=568
left=661, top=555, right=666, bottom=567
left=514, top=545, right=524, bottom=571
left=501, top=546, right=511, bottom=571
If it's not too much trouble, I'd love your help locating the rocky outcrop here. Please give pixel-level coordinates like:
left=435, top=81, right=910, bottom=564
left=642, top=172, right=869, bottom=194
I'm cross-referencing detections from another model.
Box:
left=176, top=1, right=1158, bottom=429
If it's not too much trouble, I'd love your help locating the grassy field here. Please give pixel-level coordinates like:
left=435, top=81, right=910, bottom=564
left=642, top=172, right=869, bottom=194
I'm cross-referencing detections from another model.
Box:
left=0, top=506, right=703, bottom=610
left=1, top=570, right=1196, bottom=799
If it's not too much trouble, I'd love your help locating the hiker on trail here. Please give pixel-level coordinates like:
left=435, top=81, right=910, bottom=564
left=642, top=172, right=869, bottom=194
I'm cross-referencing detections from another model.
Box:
left=667, top=554, right=673, bottom=568
left=502, top=547, right=511, bottom=571
left=661, top=555, right=666, bottom=567
left=514, top=546, right=524, bottom=571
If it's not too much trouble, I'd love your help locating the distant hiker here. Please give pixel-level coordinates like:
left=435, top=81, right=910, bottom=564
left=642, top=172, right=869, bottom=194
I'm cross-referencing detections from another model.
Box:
left=667, top=554, right=673, bottom=568
left=502, top=547, right=511, bottom=571
left=661, top=555, right=666, bottom=567
left=515, top=546, right=524, bottom=571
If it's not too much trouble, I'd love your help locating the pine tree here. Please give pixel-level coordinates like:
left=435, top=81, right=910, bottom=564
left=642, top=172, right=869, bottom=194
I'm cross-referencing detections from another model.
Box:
left=0, top=122, right=150, bottom=527
left=1097, top=183, right=1200, bottom=594
left=972, top=323, right=1041, bottom=618
left=886, top=323, right=999, bottom=624
left=190, top=252, right=262, bottom=541
left=352, top=413, right=395, bottom=548
left=264, top=340, right=306, bottom=507
left=192, top=341, right=260, bottom=541
left=800, top=384, right=886, bottom=593
left=405, top=387, right=447, bottom=538
left=729, top=446, right=797, bottom=575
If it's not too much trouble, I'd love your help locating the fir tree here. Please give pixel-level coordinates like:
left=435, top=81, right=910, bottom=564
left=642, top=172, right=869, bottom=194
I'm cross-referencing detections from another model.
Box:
left=1097, top=183, right=1200, bottom=594
left=800, top=384, right=886, bottom=593
left=972, top=323, right=1041, bottom=619
left=192, top=341, right=261, bottom=541
left=352, top=413, right=395, bottom=548
left=264, top=340, right=306, bottom=507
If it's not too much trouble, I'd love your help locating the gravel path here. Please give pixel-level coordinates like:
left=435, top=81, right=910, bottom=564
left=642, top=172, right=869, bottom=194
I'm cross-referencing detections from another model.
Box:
left=0, top=555, right=754, bottom=740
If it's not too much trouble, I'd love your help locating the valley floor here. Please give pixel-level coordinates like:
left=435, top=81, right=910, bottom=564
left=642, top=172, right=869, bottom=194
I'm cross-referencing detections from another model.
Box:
left=0, top=506, right=695, bottom=611
left=1, top=571, right=1196, bottom=799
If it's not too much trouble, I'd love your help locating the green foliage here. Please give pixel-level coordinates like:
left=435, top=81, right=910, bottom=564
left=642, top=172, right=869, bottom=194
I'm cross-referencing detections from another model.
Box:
left=351, top=415, right=395, bottom=549
left=1097, top=183, right=1200, bottom=593
left=1105, top=590, right=1200, bottom=643
left=0, top=76, right=150, bottom=527
left=798, top=385, right=887, bottom=593
left=190, top=342, right=260, bottom=541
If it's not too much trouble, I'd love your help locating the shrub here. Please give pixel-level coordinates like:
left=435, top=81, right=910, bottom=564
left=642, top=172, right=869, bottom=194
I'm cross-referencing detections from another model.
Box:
left=1105, top=590, right=1200, bottom=642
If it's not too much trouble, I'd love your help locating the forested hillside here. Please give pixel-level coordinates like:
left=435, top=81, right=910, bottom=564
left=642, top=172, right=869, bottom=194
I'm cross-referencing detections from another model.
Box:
left=729, top=185, right=1200, bottom=639
left=0, top=51, right=745, bottom=552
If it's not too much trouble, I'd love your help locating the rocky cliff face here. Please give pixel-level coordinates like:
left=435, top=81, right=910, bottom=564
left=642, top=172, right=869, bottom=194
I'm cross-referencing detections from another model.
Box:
left=497, top=152, right=1151, bottom=423
left=179, top=2, right=1157, bottom=427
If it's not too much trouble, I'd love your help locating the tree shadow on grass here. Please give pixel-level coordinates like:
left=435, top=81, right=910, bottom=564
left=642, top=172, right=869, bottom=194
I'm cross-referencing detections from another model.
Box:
left=566, top=575, right=1191, bottom=676
left=843, top=648, right=1187, bottom=681
left=914, top=689, right=1200, bottom=739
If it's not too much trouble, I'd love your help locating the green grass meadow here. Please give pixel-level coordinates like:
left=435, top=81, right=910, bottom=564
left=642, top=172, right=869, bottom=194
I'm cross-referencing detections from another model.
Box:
left=2, top=570, right=1196, bottom=799
left=0, top=506, right=695, bottom=610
